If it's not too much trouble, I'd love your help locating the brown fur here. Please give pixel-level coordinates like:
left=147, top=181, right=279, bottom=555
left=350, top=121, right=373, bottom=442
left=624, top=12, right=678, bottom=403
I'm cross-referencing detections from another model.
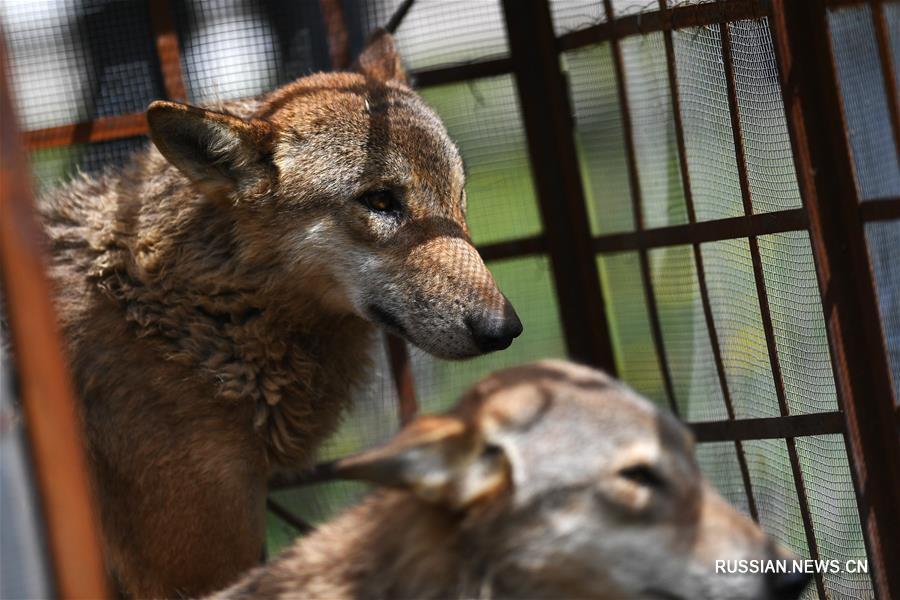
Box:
left=215, top=361, right=809, bottom=600
left=37, top=32, right=518, bottom=597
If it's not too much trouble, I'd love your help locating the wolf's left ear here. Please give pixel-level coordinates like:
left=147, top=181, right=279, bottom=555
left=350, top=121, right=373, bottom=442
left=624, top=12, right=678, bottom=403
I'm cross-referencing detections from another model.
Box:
left=147, top=100, right=275, bottom=201
left=330, top=414, right=508, bottom=509
left=354, top=29, right=408, bottom=84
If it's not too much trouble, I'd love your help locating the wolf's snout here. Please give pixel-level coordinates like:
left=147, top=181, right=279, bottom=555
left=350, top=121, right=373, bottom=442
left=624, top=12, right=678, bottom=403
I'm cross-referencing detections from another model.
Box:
left=766, top=569, right=811, bottom=600
left=466, top=297, right=523, bottom=353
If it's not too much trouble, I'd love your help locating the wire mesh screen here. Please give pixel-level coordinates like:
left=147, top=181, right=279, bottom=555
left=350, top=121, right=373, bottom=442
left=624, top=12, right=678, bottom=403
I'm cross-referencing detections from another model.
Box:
left=0, top=0, right=164, bottom=130
left=363, top=0, right=508, bottom=70
left=417, top=76, right=542, bottom=245
left=173, top=0, right=331, bottom=103
left=564, top=44, right=636, bottom=234
left=560, top=4, right=877, bottom=597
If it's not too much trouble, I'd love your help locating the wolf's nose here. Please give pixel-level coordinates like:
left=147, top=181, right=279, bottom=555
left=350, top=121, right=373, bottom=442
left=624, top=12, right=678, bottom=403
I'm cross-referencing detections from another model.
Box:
left=767, top=570, right=811, bottom=600
left=466, top=297, right=523, bottom=353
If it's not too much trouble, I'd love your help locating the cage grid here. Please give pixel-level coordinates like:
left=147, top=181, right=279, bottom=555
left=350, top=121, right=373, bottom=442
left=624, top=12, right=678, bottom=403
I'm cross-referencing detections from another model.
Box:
left=1, top=0, right=899, bottom=598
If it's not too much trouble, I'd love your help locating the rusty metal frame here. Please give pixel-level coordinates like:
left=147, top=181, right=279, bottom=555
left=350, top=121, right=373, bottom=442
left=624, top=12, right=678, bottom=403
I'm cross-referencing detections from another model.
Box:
left=0, top=36, right=109, bottom=600
left=500, top=0, right=617, bottom=371
left=769, top=1, right=900, bottom=597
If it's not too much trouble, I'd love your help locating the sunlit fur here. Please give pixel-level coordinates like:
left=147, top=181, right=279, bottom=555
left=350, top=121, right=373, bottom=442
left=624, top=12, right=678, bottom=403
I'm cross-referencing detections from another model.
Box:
left=36, top=33, right=512, bottom=597
left=216, top=361, right=802, bottom=600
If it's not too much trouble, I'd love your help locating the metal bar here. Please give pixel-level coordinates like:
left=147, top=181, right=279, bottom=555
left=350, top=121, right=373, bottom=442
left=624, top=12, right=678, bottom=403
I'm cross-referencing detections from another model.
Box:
left=593, top=208, right=807, bottom=253
left=602, top=0, right=677, bottom=414
left=859, top=197, right=900, bottom=221
left=691, top=411, right=846, bottom=442
left=657, top=0, right=759, bottom=521
left=477, top=234, right=547, bottom=261
left=20, top=57, right=517, bottom=152
left=500, top=0, right=618, bottom=371
left=23, top=112, right=148, bottom=151
left=266, top=498, right=314, bottom=535
left=385, top=334, right=418, bottom=425
left=384, top=0, right=417, bottom=35
left=769, top=1, right=900, bottom=596
left=872, top=1, right=900, bottom=158
left=319, top=0, right=351, bottom=70
left=721, top=22, right=826, bottom=597
left=859, top=198, right=900, bottom=222
left=413, top=57, right=514, bottom=89
left=148, top=0, right=187, bottom=101
left=0, top=37, right=110, bottom=600
left=558, top=0, right=769, bottom=52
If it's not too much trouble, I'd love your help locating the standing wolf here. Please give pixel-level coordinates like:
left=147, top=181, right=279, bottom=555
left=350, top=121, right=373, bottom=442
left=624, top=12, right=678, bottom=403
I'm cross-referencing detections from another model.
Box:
left=37, top=32, right=521, bottom=597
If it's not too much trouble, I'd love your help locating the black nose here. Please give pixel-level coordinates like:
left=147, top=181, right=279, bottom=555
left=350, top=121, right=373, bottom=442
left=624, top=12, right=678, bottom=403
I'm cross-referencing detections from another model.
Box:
left=466, top=297, right=523, bottom=353
left=768, top=570, right=811, bottom=600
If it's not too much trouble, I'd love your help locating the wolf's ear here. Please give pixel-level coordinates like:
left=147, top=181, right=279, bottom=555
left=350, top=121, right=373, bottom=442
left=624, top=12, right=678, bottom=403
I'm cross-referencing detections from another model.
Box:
left=146, top=100, right=275, bottom=200
left=330, top=414, right=508, bottom=509
left=354, top=29, right=408, bottom=84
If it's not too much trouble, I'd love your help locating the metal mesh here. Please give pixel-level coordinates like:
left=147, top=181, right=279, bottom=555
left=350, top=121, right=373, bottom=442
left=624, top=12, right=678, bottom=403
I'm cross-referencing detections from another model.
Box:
left=362, top=0, right=508, bottom=71
left=866, top=220, right=900, bottom=402
left=418, top=76, right=542, bottom=246
left=597, top=252, right=666, bottom=405
left=673, top=25, right=744, bottom=221
left=758, top=231, right=838, bottom=415
left=729, top=19, right=802, bottom=214
left=563, top=45, right=636, bottom=235
left=828, top=5, right=900, bottom=201
left=621, top=32, right=688, bottom=229
left=649, top=244, right=727, bottom=422
left=609, top=0, right=659, bottom=18
left=548, top=0, right=605, bottom=36
left=30, top=136, right=149, bottom=192
left=700, top=238, right=779, bottom=419
left=796, top=434, right=874, bottom=599
left=695, top=441, right=751, bottom=515
left=411, top=256, right=566, bottom=415
left=174, top=0, right=331, bottom=104
left=1, top=0, right=164, bottom=130
left=888, top=2, right=900, bottom=97
left=743, top=439, right=810, bottom=560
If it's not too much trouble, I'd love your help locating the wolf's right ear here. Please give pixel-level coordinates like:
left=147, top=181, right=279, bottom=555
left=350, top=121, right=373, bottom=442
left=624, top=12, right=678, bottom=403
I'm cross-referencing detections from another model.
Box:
left=354, top=29, right=408, bottom=84
left=330, top=414, right=509, bottom=509
left=146, top=101, right=275, bottom=201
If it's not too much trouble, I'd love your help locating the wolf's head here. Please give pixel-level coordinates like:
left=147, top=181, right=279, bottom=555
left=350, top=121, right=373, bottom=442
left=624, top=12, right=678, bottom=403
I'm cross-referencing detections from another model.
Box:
left=329, top=360, right=811, bottom=600
left=146, top=32, right=521, bottom=359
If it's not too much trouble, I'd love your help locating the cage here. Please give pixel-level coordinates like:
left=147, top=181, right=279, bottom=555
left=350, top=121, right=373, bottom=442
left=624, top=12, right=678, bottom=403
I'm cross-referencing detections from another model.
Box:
left=1, top=0, right=898, bottom=599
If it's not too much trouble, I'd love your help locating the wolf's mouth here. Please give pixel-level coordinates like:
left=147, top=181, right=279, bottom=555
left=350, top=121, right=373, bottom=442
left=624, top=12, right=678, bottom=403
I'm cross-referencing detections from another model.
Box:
left=367, top=304, right=407, bottom=336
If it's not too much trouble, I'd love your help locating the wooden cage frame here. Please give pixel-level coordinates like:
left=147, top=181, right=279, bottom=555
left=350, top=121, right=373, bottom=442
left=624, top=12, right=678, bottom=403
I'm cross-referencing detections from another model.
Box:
left=1, top=0, right=898, bottom=598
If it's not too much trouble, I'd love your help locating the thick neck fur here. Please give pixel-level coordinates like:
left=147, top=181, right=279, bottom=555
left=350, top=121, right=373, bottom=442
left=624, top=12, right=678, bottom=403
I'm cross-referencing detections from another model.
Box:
left=40, top=139, right=374, bottom=466
left=217, top=491, right=500, bottom=600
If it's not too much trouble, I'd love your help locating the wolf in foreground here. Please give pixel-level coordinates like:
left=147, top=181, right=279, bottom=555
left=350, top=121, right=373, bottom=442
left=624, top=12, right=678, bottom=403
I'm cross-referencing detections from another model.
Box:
left=37, top=31, right=521, bottom=597
left=217, top=361, right=810, bottom=600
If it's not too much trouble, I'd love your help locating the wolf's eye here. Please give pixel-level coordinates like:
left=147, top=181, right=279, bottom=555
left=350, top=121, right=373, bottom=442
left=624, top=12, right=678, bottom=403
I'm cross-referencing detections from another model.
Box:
left=619, top=465, right=665, bottom=490
left=359, top=190, right=398, bottom=213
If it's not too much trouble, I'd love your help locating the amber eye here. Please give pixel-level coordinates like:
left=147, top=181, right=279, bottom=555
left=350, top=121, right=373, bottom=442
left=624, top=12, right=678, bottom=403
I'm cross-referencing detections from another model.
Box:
left=359, top=190, right=398, bottom=213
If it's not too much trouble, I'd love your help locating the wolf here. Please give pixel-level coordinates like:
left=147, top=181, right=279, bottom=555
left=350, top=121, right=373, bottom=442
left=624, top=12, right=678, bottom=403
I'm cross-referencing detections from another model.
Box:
left=36, top=31, right=521, bottom=597
left=216, top=360, right=810, bottom=600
